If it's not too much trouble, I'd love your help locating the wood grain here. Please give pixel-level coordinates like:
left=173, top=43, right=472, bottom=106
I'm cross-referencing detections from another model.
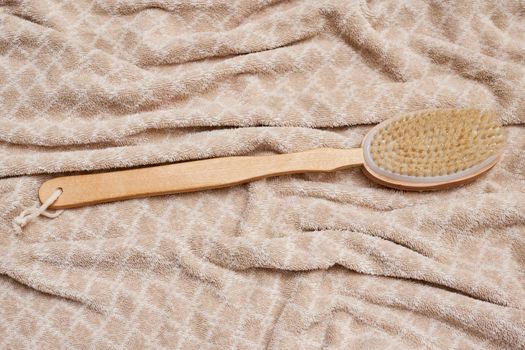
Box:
left=39, top=148, right=364, bottom=209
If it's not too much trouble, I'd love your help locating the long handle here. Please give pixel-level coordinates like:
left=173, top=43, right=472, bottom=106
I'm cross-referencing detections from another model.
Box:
left=39, top=148, right=364, bottom=209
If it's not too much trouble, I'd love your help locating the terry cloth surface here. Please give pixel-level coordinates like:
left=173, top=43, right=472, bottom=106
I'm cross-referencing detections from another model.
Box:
left=1, top=1, right=525, bottom=349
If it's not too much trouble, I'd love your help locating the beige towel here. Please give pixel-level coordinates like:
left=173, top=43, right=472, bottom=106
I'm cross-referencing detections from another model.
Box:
left=1, top=1, right=524, bottom=348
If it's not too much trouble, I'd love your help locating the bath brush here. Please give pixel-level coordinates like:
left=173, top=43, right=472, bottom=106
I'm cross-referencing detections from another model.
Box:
left=39, top=109, right=505, bottom=209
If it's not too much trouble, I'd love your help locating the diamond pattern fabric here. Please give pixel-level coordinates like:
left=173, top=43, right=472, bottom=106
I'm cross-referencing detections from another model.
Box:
left=0, top=1, right=524, bottom=349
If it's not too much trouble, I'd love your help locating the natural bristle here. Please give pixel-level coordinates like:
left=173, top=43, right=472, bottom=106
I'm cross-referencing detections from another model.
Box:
left=367, top=109, right=505, bottom=178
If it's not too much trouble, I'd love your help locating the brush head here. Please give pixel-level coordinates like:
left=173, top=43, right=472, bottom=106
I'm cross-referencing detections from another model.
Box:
left=362, top=109, right=505, bottom=190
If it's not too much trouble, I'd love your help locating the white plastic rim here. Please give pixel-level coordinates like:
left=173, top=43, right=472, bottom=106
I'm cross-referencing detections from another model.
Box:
left=361, top=119, right=500, bottom=184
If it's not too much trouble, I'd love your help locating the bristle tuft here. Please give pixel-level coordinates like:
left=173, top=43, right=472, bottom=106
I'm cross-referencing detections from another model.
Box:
left=368, top=109, right=505, bottom=178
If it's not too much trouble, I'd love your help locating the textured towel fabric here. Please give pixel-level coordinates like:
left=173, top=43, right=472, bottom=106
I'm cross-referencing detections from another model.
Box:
left=1, top=1, right=525, bottom=349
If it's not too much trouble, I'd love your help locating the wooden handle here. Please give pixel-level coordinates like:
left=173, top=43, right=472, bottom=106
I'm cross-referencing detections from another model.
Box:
left=39, top=148, right=364, bottom=209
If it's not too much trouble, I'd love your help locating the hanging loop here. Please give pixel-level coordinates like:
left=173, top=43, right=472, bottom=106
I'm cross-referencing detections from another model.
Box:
left=13, top=188, right=64, bottom=232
